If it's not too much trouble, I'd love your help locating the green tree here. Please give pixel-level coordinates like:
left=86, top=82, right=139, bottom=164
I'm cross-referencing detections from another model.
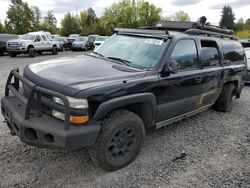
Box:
left=31, top=6, right=42, bottom=30
left=86, top=7, right=97, bottom=25
left=173, top=10, right=191, bottom=22
left=60, top=13, right=80, bottom=36
left=0, top=22, right=4, bottom=33
left=234, top=18, right=244, bottom=31
left=6, top=0, right=35, bottom=34
left=79, top=8, right=99, bottom=35
left=44, top=10, right=57, bottom=26
left=3, top=19, right=12, bottom=33
left=219, top=6, right=235, bottom=30
left=102, top=0, right=161, bottom=34
left=41, top=10, right=58, bottom=33
left=39, top=21, right=58, bottom=34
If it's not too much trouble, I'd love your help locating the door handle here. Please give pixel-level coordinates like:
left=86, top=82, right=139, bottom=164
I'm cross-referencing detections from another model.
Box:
left=195, top=76, right=202, bottom=81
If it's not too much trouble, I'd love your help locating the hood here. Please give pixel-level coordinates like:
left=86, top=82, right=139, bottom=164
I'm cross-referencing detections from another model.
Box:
left=24, top=55, right=146, bottom=96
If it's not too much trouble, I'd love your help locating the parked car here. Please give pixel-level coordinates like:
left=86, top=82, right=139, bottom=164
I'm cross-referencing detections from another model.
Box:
left=88, top=34, right=99, bottom=48
left=94, top=36, right=109, bottom=49
left=7, top=32, right=60, bottom=57
left=240, top=39, right=250, bottom=83
left=68, top=34, right=80, bottom=43
left=54, top=36, right=72, bottom=51
left=244, top=47, right=250, bottom=83
left=72, top=37, right=92, bottom=51
left=1, top=19, right=247, bottom=171
left=0, top=34, right=19, bottom=56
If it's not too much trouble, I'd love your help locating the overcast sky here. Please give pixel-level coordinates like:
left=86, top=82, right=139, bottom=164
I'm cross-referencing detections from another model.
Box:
left=0, top=0, right=250, bottom=26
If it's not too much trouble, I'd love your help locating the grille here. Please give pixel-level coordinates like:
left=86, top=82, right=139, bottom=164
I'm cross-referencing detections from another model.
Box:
left=8, top=42, right=20, bottom=48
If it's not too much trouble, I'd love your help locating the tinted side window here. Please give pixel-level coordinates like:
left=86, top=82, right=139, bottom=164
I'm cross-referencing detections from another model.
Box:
left=222, top=40, right=245, bottom=63
left=36, top=35, right=41, bottom=41
left=41, top=35, right=47, bottom=41
left=200, top=40, right=220, bottom=67
left=170, top=39, right=198, bottom=70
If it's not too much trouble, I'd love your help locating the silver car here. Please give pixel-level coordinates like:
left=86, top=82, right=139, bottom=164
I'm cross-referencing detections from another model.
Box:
left=72, top=37, right=91, bottom=51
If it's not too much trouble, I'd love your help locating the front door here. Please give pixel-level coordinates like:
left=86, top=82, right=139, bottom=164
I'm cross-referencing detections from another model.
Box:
left=156, top=39, right=204, bottom=122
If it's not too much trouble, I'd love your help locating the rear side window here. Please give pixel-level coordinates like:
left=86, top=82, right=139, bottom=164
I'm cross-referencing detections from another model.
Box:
left=222, top=40, right=245, bottom=63
left=41, top=35, right=47, bottom=41
left=170, top=39, right=199, bottom=70
left=200, top=40, right=220, bottom=67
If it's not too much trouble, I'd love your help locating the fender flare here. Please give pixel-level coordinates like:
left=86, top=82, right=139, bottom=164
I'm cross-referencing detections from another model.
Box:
left=94, top=93, right=157, bottom=122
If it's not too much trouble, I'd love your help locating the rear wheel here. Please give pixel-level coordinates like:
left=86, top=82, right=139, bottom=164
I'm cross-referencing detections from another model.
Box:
left=91, top=109, right=145, bottom=171
left=28, top=47, right=36, bottom=57
left=213, top=83, right=235, bottom=112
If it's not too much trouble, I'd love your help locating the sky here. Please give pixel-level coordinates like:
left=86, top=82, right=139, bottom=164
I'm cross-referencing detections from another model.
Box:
left=0, top=0, right=250, bottom=26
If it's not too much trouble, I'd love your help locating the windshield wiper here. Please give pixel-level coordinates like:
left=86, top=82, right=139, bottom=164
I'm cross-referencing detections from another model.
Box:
left=107, top=56, right=132, bottom=67
left=92, top=51, right=104, bottom=57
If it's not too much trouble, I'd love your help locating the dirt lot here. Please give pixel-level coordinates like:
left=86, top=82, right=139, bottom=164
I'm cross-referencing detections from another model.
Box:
left=0, top=52, right=250, bottom=188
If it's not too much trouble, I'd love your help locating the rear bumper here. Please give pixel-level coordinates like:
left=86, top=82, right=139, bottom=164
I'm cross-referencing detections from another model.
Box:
left=1, top=97, right=100, bottom=150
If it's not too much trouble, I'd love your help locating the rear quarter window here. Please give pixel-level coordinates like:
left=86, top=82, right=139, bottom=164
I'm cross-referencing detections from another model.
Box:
left=222, top=40, right=245, bottom=63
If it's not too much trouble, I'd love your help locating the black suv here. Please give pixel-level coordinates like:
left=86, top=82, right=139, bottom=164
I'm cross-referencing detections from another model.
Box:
left=1, top=19, right=247, bottom=171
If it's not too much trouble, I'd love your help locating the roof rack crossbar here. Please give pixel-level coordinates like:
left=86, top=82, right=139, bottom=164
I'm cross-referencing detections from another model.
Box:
left=114, top=28, right=169, bottom=36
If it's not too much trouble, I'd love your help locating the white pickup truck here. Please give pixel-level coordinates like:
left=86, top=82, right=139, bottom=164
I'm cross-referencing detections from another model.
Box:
left=7, top=31, right=60, bottom=57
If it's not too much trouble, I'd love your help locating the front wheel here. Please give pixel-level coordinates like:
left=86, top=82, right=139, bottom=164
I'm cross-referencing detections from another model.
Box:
left=52, top=46, right=58, bottom=55
left=91, top=109, right=145, bottom=171
left=28, top=47, right=36, bottom=57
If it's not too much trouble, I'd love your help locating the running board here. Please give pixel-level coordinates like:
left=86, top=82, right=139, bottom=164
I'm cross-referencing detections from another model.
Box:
left=156, top=105, right=212, bottom=129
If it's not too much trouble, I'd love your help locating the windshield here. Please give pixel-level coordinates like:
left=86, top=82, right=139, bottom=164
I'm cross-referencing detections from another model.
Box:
left=75, top=37, right=87, bottom=41
left=94, top=34, right=168, bottom=68
left=20, top=34, right=35, bottom=40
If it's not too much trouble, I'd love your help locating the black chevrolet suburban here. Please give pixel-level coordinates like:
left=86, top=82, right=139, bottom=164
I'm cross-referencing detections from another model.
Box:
left=1, top=19, right=247, bottom=171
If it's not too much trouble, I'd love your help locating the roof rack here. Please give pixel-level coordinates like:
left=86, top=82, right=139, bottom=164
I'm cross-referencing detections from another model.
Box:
left=185, top=16, right=237, bottom=40
left=155, top=16, right=237, bottom=40
left=185, top=28, right=238, bottom=40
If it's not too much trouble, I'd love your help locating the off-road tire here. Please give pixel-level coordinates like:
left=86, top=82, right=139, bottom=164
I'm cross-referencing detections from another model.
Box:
left=28, top=47, right=36, bottom=57
left=91, top=109, right=145, bottom=171
left=213, top=83, right=235, bottom=112
left=9, top=53, right=17, bottom=57
left=52, top=46, right=58, bottom=55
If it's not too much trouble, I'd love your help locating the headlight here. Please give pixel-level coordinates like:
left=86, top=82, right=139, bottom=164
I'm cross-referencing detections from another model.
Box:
left=52, top=97, right=89, bottom=124
left=53, top=96, right=88, bottom=109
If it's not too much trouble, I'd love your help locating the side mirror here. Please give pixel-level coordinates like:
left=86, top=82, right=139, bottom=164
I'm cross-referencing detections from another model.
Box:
left=165, top=60, right=178, bottom=74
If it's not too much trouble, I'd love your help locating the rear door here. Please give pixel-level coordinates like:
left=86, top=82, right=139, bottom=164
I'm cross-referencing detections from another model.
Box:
left=41, top=35, right=50, bottom=50
left=197, top=39, right=223, bottom=106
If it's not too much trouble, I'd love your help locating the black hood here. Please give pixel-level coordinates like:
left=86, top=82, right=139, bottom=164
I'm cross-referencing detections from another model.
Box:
left=24, top=55, right=146, bottom=96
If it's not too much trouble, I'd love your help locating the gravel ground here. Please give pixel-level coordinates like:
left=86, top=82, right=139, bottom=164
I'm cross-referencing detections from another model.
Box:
left=0, top=52, right=250, bottom=188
